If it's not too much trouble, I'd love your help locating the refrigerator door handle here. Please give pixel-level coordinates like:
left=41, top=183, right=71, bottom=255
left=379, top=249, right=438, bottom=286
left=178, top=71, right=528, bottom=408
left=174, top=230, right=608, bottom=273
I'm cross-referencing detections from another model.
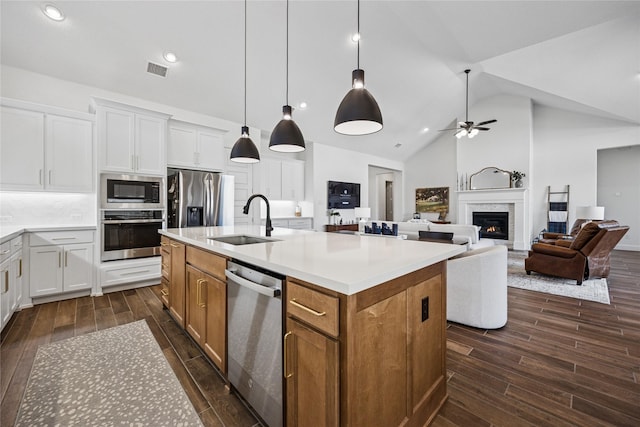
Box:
left=203, top=174, right=211, bottom=227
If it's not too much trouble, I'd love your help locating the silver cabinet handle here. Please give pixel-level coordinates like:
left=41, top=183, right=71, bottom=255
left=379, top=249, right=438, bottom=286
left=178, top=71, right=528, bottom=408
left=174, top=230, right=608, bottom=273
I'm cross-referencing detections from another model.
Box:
left=58, top=252, right=62, bottom=268
left=65, top=251, right=68, bottom=267
left=49, top=170, right=52, bottom=184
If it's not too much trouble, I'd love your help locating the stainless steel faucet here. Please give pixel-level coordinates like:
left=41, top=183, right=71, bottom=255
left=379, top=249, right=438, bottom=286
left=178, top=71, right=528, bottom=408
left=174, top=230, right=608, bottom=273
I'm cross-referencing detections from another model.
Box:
left=243, top=194, right=273, bottom=237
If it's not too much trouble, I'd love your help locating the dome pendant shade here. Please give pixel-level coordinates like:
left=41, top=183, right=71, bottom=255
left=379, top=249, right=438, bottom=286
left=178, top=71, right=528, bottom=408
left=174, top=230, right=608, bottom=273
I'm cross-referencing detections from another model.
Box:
left=269, top=106, right=306, bottom=152
left=230, top=126, right=260, bottom=163
left=334, top=69, right=383, bottom=135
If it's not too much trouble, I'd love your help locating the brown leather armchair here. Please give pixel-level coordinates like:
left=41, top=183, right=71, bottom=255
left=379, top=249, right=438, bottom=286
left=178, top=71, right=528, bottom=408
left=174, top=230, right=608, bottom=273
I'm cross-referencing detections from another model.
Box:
left=525, top=221, right=629, bottom=285
left=538, top=219, right=588, bottom=244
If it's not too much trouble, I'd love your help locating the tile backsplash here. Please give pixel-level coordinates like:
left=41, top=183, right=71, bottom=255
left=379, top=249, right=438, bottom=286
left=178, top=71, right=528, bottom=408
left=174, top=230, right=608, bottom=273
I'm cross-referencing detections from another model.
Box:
left=0, top=192, right=96, bottom=225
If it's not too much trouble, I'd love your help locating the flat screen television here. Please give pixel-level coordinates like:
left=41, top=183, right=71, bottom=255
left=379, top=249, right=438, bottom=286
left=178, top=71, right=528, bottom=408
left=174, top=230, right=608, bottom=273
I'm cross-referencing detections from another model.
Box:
left=327, top=180, right=361, bottom=209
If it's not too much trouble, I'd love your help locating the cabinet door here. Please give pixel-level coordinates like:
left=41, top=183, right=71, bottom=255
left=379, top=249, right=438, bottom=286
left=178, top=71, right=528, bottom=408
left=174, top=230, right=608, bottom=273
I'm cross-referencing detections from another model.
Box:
left=282, top=160, right=304, bottom=201
left=263, top=158, right=282, bottom=199
left=185, top=265, right=207, bottom=344
left=0, top=107, right=44, bottom=190
left=169, top=241, right=186, bottom=327
left=99, top=107, right=135, bottom=173
left=30, top=247, right=63, bottom=297
left=10, top=251, right=23, bottom=313
left=1, top=260, right=11, bottom=328
left=197, top=130, right=225, bottom=171
left=204, top=274, right=226, bottom=371
left=46, top=114, right=94, bottom=192
left=285, top=318, right=339, bottom=427
left=167, top=124, right=197, bottom=169
left=135, top=114, right=166, bottom=176
left=63, top=243, right=93, bottom=292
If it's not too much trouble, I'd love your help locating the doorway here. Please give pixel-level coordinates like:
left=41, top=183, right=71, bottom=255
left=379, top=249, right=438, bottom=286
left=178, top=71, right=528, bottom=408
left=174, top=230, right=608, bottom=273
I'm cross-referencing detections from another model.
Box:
left=385, top=181, right=393, bottom=220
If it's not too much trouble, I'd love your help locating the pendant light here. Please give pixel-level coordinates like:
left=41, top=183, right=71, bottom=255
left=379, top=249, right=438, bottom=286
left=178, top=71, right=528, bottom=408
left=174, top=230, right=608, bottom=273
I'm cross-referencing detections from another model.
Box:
left=269, top=0, right=305, bottom=152
left=230, top=0, right=260, bottom=163
left=334, top=0, right=383, bottom=135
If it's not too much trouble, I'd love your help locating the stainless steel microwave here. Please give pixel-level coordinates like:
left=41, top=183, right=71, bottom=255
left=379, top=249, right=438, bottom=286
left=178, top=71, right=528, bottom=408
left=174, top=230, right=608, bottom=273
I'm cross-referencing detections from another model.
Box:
left=101, top=174, right=164, bottom=209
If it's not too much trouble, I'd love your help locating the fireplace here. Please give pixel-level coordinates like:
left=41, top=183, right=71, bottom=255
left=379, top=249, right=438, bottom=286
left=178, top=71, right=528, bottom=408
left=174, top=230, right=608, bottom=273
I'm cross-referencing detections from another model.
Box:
left=473, top=212, right=509, bottom=240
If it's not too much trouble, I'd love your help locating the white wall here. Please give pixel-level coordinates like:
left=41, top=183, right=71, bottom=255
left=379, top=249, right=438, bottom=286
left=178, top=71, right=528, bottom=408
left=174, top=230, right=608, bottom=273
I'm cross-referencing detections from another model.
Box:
left=457, top=94, right=532, bottom=183
left=597, top=146, right=640, bottom=251
left=404, top=129, right=458, bottom=222
left=310, top=143, right=403, bottom=230
left=531, top=105, right=640, bottom=245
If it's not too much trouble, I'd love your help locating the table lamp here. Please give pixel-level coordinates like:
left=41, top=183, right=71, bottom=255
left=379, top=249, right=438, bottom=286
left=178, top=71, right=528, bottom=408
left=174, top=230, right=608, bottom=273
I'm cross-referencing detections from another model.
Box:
left=575, top=206, right=605, bottom=222
left=354, top=207, right=371, bottom=233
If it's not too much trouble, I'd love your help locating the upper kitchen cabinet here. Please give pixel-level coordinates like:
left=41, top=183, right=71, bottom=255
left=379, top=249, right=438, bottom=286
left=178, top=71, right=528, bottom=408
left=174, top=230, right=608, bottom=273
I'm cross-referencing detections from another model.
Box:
left=0, top=99, right=94, bottom=193
left=260, top=158, right=304, bottom=201
left=91, top=98, right=171, bottom=176
left=168, top=120, right=226, bottom=172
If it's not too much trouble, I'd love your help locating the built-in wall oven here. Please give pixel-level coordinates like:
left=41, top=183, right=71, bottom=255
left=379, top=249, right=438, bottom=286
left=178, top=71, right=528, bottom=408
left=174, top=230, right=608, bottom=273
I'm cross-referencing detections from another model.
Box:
left=101, top=210, right=165, bottom=262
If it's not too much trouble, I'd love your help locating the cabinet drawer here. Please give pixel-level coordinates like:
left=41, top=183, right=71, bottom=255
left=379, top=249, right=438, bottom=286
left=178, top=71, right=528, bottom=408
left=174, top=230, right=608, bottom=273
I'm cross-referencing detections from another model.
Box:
left=0, top=241, right=10, bottom=263
left=287, top=281, right=339, bottom=337
left=29, top=230, right=94, bottom=247
left=10, top=236, right=23, bottom=252
left=160, top=236, right=171, bottom=253
left=186, top=246, right=226, bottom=281
left=160, top=278, right=170, bottom=305
left=288, top=219, right=312, bottom=229
left=161, top=252, right=170, bottom=280
left=100, top=259, right=160, bottom=287
left=271, top=219, right=289, bottom=228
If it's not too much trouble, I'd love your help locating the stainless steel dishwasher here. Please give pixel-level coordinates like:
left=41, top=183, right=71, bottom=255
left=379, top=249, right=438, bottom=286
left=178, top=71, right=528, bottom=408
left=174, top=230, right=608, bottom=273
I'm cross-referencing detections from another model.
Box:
left=226, top=260, right=284, bottom=427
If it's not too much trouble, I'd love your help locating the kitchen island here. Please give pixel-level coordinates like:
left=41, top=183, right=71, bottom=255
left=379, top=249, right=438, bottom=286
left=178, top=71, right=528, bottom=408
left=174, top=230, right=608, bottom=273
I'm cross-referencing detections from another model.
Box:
left=160, top=225, right=465, bottom=427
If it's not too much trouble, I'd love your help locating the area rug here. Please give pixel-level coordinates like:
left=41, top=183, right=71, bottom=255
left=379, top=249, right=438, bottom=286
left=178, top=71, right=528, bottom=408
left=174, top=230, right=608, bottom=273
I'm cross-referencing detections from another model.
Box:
left=507, top=251, right=610, bottom=304
left=15, top=320, right=203, bottom=427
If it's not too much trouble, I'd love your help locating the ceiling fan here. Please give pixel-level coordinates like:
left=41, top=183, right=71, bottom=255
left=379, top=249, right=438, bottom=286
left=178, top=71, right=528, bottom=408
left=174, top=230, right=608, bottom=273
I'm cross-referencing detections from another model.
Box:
left=440, top=69, right=497, bottom=139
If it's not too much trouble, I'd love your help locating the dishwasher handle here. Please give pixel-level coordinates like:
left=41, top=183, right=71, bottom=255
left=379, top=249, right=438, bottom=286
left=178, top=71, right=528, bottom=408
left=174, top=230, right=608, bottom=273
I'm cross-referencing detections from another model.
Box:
left=225, top=269, right=281, bottom=298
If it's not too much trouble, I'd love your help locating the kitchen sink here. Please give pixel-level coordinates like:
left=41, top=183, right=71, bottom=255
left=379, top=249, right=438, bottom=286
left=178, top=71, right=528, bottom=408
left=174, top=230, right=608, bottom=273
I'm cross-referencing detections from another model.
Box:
left=208, top=235, right=280, bottom=246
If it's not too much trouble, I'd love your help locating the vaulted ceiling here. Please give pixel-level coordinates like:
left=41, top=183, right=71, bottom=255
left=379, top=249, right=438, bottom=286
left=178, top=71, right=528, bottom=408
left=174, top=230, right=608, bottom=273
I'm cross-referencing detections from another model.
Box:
left=2, top=1, right=638, bottom=161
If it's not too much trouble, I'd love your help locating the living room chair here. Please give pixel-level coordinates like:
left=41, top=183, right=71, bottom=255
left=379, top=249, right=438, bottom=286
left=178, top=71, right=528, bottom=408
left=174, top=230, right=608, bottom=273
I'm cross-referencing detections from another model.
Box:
left=525, top=221, right=629, bottom=285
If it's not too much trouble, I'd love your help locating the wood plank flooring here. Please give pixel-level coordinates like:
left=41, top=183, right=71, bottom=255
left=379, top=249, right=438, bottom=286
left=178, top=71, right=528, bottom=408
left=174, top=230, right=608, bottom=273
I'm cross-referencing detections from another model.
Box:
left=2, top=250, right=639, bottom=426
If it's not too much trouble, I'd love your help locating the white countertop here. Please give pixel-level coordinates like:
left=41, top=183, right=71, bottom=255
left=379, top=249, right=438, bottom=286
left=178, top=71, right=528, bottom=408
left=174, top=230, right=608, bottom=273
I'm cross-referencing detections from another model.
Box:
left=0, top=224, right=97, bottom=244
left=161, top=225, right=465, bottom=295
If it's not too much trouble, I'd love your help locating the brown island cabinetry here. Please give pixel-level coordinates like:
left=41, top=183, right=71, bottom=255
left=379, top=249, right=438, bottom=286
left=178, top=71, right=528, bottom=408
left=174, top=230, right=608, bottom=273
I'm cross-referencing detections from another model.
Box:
left=161, top=234, right=447, bottom=426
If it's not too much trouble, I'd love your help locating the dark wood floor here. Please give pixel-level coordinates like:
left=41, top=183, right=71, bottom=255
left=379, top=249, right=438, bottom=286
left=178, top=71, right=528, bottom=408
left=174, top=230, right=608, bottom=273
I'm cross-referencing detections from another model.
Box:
left=2, top=250, right=639, bottom=426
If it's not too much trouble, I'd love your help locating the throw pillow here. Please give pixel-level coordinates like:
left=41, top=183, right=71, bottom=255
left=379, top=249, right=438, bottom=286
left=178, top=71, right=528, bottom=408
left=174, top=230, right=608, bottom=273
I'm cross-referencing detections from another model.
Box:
left=570, top=222, right=600, bottom=250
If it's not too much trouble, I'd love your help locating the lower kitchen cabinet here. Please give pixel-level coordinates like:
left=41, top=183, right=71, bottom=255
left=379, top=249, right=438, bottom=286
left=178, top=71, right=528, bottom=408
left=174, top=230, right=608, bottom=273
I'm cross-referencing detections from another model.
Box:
left=285, top=318, right=339, bottom=427
left=29, top=230, right=94, bottom=298
left=1, top=236, right=23, bottom=331
left=167, top=238, right=186, bottom=327
left=285, top=262, right=447, bottom=427
left=185, top=246, right=227, bottom=372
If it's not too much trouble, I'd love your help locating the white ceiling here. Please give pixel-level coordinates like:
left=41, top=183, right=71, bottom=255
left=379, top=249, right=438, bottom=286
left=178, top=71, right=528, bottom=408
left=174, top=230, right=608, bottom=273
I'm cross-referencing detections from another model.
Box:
left=2, top=1, right=639, bottom=161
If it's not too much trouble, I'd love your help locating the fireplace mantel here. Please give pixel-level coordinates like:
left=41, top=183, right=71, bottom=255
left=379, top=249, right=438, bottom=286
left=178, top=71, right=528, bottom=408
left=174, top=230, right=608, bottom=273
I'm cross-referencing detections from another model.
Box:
left=457, top=188, right=530, bottom=250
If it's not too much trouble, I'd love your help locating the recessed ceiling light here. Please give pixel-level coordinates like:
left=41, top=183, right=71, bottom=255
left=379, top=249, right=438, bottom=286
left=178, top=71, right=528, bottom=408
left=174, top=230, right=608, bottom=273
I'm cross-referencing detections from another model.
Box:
left=351, top=33, right=361, bottom=43
left=42, top=4, right=65, bottom=21
left=298, top=102, right=307, bottom=110
left=422, top=127, right=430, bottom=133
left=163, top=52, right=178, bottom=63
left=394, top=143, right=402, bottom=148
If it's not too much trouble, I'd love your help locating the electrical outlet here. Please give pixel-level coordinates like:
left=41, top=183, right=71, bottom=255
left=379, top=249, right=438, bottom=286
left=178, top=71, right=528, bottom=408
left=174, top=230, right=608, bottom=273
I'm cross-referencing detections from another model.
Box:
left=70, top=214, right=82, bottom=221
left=421, top=297, right=429, bottom=322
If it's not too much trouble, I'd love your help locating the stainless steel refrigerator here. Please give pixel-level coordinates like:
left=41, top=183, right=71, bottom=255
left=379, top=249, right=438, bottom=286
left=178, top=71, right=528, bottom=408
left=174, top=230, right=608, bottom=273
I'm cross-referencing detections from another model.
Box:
left=167, top=168, right=234, bottom=228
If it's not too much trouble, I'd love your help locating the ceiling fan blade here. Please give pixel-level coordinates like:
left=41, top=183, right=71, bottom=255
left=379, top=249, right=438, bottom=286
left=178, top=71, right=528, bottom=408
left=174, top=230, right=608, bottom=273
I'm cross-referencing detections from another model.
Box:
left=438, top=128, right=461, bottom=132
left=476, top=119, right=497, bottom=126
left=475, top=127, right=491, bottom=131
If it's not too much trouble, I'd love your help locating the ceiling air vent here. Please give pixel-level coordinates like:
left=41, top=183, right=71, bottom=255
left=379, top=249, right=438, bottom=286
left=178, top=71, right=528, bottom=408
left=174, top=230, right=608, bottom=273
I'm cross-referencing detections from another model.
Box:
left=147, top=62, right=168, bottom=77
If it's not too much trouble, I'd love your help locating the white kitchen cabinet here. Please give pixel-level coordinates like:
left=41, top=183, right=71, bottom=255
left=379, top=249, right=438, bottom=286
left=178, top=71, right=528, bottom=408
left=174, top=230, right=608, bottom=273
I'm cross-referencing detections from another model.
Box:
left=281, top=160, right=304, bottom=201
left=0, top=102, right=94, bottom=192
left=263, top=217, right=313, bottom=230
left=1, top=236, right=23, bottom=331
left=260, top=158, right=304, bottom=201
left=93, top=98, right=170, bottom=176
left=99, top=257, right=161, bottom=288
left=29, top=231, right=94, bottom=298
left=46, top=114, right=94, bottom=192
left=168, top=121, right=226, bottom=171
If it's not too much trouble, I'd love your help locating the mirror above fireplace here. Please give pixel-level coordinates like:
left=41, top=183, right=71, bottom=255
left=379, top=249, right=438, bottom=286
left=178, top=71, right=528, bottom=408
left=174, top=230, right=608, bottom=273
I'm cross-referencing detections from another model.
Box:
left=469, top=166, right=512, bottom=190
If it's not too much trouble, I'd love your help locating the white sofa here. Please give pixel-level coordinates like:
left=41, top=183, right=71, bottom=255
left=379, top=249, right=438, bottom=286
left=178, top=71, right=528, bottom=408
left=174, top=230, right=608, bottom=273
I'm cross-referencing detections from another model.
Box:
left=446, top=245, right=508, bottom=329
left=365, top=220, right=494, bottom=250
